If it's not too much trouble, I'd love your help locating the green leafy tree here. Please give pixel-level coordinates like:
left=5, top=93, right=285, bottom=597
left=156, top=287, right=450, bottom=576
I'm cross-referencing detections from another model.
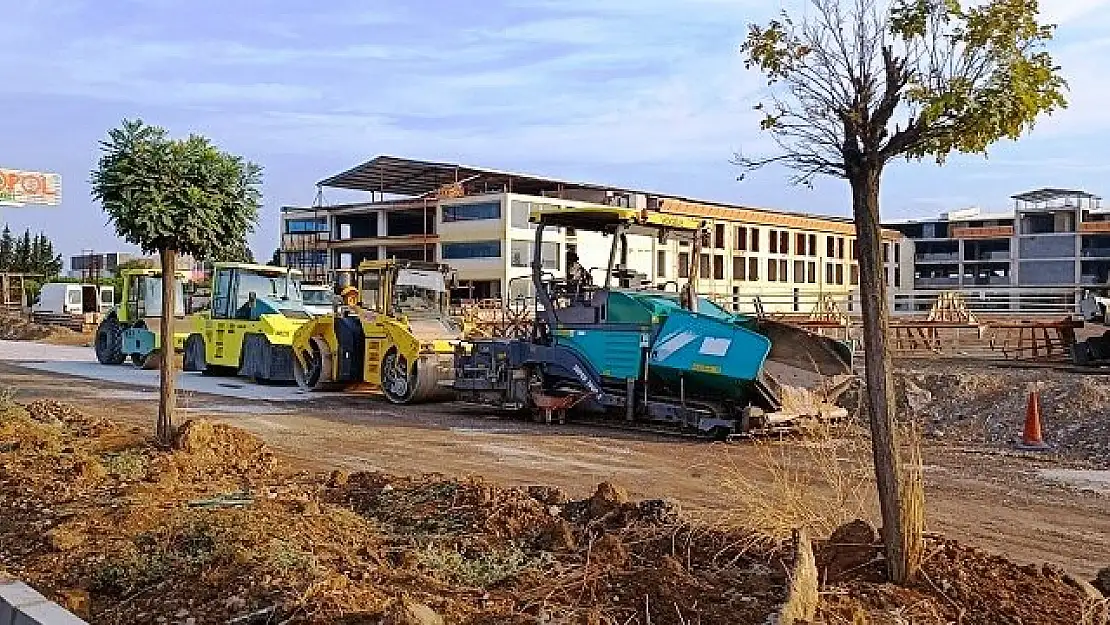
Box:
left=738, top=0, right=1066, bottom=584
left=91, top=119, right=262, bottom=444
left=28, top=233, right=62, bottom=278
left=212, top=239, right=255, bottom=263
left=14, top=230, right=32, bottom=273
left=267, top=248, right=282, bottom=267
left=37, top=234, right=62, bottom=278
left=117, top=258, right=158, bottom=272
left=0, top=226, right=13, bottom=271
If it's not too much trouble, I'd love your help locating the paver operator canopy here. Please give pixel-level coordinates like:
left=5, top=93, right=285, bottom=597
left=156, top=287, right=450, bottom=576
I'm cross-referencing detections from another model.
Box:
left=526, top=205, right=709, bottom=319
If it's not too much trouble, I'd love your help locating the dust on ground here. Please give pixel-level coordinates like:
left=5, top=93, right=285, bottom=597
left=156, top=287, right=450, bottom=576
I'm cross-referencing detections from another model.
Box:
left=1, top=395, right=1103, bottom=625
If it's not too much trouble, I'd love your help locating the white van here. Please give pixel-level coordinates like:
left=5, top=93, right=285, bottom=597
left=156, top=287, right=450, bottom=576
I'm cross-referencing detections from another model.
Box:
left=33, top=283, right=115, bottom=315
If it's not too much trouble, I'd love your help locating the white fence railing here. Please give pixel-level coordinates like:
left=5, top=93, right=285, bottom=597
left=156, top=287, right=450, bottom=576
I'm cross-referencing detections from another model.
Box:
left=710, top=287, right=1084, bottom=320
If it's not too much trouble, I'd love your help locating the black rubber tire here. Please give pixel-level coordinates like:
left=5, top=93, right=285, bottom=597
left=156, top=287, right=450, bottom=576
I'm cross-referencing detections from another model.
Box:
left=183, top=334, right=207, bottom=372
left=294, top=339, right=323, bottom=390
left=381, top=349, right=411, bottom=404
left=94, top=316, right=126, bottom=365
left=132, top=351, right=161, bottom=370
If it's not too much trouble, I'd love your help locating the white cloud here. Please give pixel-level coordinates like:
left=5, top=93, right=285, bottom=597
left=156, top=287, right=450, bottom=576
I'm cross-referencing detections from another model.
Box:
left=1040, top=0, right=1110, bottom=25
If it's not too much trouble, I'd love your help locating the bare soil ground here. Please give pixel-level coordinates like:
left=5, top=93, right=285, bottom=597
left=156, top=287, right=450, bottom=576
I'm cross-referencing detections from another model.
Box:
left=1, top=359, right=1108, bottom=583
left=0, top=393, right=1103, bottom=624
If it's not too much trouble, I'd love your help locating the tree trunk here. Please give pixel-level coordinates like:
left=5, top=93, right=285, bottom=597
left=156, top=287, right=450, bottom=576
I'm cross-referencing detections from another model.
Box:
left=157, top=248, right=177, bottom=446
left=849, top=167, right=908, bottom=584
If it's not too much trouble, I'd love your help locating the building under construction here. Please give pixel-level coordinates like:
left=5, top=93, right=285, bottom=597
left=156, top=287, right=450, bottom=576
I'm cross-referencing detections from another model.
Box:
left=281, top=156, right=907, bottom=310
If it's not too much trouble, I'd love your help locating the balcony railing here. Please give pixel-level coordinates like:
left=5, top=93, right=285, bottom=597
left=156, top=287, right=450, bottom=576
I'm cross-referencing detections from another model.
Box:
left=964, top=276, right=1012, bottom=286
left=1080, top=221, right=1110, bottom=233
left=952, top=225, right=1014, bottom=239
left=964, top=251, right=1011, bottom=261
left=915, top=277, right=960, bottom=287
left=915, top=253, right=960, bottom=262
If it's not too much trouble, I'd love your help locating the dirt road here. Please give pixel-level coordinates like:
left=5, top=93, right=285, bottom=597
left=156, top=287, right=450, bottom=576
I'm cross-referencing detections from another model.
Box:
left=0, top=348, right=1108, bottom=578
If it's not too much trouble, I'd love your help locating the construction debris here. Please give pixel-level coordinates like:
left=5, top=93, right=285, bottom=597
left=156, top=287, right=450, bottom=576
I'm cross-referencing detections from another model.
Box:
left=878, top=362, right=1110, bottom=466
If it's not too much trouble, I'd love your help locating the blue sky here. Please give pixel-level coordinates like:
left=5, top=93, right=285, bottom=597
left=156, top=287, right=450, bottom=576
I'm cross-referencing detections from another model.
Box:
left=3, top=0, right=1109, bottom=259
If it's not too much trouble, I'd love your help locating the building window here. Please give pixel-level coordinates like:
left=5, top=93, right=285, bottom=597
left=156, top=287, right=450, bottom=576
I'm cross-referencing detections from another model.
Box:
left=769, top=230, right=779, bottom=254
left=835, top=264, right=844, bottom=285
left=541, top=242, right=560, bottom=270
left=807, top=262, right=816, bottom=284
left=851, top=239, right=858, bottom=260
left=895, top=267, right=901, bottom=288
left=750, top=228, right=761, bottom=252
left=510, top=241, right=529, bottom=267
left=713, top=255, right=725, bottom=280
left=795, top=233, right=806, bottom=255
left=767, top=258, right=777, bottom=282
left=837, top=238, right=845, bottom=259
left=780, top=231, right=790, bottom=255
left=748, top=257, right=759, bottom=281
left=794, top=260, right=805, bottom=283
left=657, top=250, right=666, bottom=278
left=510, top=200, right=534, bottom=229
left=895, top=243, right=901, bottom=261
left=285, top=218, right=327, bottom=233
left=442, top=201, right=501, bottom=222
left=700, top=254, right=711, bottom=279
left=678, top=252, right=690, bottom=278
left=808, top=234, right=817, bottom=257
left=733, top=256, right=747, bottom=281
left=826, top=263, right=835, bottom=284
left=827, top=236, right=836, bottom=258
left=883, top=243, right=890, bottom=263
left=442, top=240, right=501, bottom=259
left=714, top=224, right=726, bottom=249
left=851, top=264, right=859, bottom=286
left=779, top=259, right=788, bottom=283
left=284, top=250, right=327, bottom=266
left=736, top=227, right=748, bottom=251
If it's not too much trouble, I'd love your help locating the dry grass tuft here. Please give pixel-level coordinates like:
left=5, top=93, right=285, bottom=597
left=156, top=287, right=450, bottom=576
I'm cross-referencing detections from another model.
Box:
left=715, top=424, right=877, bottom=550
left=900, top=424, right=927, bottom=583
left=777, top=528, right=818, bottom=625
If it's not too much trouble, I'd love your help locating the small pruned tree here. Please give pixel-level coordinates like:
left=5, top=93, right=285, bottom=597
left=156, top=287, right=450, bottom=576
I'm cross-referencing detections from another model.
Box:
left=738, top=0, right=1066, bottom=584
left=91, top=119, right=262, bottom=445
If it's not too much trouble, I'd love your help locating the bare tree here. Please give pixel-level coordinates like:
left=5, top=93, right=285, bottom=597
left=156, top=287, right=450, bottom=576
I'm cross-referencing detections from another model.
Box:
left=738, top=0, right=1066, bottom=583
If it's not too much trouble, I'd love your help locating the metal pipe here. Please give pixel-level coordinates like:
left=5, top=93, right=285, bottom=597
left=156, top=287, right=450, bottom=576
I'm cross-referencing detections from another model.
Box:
left=619, top=233, right=629, bottom=288
left=532, top=223, right=557, bottom=339
left=625, top=377, right=635, bottom=422
left=604, top=224, right=624, bottom=289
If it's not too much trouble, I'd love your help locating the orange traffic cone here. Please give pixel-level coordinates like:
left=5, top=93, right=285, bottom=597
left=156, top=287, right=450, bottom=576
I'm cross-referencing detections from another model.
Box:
left=1017, top=389, right=1049, bottom=451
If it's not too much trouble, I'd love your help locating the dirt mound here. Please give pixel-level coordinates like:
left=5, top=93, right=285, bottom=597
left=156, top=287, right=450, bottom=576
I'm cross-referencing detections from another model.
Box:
left=24, top=399, right=115, bottom=436
left=0, top=311, right=80, bottom=342
left=817, top=519, right=881, bottom=584
left=842, top=362, right=1110, bottom=467
left=169, top=419, right=277, bottom=480
left=1094, top=566, right=1110, bottom=596
left=821, top=537, right=1094, bottom=624
left=0, top=400, right=1099, bottom=625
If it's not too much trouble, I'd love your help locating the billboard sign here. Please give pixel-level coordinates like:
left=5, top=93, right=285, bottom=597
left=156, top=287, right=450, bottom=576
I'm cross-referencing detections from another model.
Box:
left=0, top=169, right=61, bottom=206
